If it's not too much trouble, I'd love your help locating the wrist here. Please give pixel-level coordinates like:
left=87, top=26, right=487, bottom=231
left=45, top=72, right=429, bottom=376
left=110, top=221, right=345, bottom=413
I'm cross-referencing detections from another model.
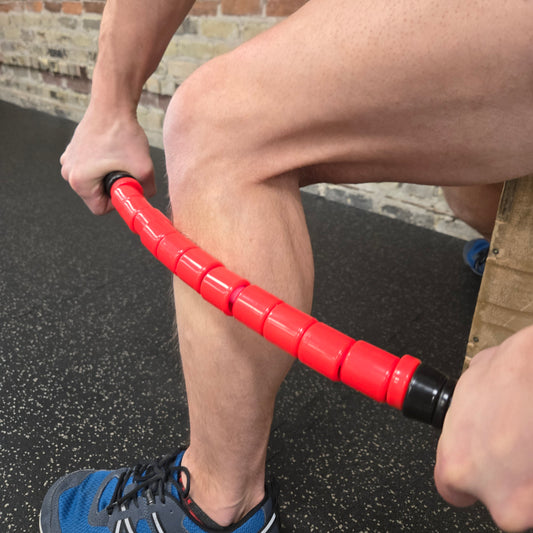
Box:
left=89, top=70, right=140, bottom=117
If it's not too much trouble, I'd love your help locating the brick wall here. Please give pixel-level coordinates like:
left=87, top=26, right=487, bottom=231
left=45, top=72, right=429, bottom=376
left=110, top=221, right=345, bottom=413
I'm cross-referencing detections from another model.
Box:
left=0, top=0, right=305, bottom=146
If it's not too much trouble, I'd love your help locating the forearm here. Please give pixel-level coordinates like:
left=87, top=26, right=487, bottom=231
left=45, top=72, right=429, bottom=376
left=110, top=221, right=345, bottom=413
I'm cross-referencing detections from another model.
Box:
left=90, top=0, right=194, bottom=113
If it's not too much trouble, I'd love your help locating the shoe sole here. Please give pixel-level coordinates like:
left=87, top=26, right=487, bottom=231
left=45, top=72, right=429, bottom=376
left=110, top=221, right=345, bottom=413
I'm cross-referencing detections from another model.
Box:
left=38, top=507, right=279, bottom=533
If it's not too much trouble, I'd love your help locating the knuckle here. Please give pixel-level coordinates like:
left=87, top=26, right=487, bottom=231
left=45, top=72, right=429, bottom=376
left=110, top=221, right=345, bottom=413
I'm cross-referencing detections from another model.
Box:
left=60, top=165, right=69, bottom=181
left=67, top=169, right=80, bottom=187
left=92, top=205, right=107, bottom=216
left=490, top=504, right=525, bottom=532
left=68, top=170, right=87, bottom=194
left=435, top=447, right=472, bottom=495
left=87, top=197, right=109, bottom=216
left=490, top=486, right=533, bottom=532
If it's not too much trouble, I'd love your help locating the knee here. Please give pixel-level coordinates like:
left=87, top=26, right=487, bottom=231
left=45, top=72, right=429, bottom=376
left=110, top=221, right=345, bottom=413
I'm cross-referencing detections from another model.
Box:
left=163, top=60, right=221, bottom=199
left=163, top=53, right=267, bottom=209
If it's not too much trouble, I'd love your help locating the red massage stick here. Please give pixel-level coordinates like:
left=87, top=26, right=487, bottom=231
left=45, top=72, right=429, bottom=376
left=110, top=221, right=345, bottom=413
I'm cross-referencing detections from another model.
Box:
left=104, top=171, right=455, bottom=429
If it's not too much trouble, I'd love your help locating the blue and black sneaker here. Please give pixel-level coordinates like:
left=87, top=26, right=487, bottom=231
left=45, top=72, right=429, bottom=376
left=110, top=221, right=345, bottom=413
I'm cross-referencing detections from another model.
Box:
left=463, top=238, right=490, bottom=276
left=40, top=449, right=280, bottom=533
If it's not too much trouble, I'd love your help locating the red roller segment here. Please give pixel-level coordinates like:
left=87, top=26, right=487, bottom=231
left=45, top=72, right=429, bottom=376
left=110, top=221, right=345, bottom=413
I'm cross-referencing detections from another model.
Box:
left=111, top=177, right=143, bottom=197
left=110, top=179, right=145, bottom=230
left=157, top=232, right=196, bottom=272
left=386, top=354, right=421, bottom=409
left=200, top=267, right=250, bottom=315
left=132, top=207, right=152, bottom=233
left=297, top=323, right=355, bottom=381
left=232, top=285, right=282, bottom=334
left=175, top=247, right=222, bottom=292
left=263, top=303, right=317, bottom=357
left=134, top=208, right=176, bottom=256
left=340, top=341, right=400, bottom=403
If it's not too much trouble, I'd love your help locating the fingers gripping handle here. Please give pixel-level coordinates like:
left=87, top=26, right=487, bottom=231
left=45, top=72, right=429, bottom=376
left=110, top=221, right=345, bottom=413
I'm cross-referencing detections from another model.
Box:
left=103, top=173, right=454, bottom=429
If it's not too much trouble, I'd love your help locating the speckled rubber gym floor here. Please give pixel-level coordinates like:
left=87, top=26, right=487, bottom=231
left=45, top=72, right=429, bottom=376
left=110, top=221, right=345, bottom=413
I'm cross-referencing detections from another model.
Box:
left=1, top=101, right=501, bottom=532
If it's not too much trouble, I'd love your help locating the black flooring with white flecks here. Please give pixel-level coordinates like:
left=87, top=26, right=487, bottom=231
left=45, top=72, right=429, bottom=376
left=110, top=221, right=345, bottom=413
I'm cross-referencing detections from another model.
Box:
left=1, top=101, right=502, bottom=532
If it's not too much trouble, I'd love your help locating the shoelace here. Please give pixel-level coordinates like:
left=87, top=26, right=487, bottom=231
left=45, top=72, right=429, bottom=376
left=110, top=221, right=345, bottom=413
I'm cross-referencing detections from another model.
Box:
left=106, top=451, right=190, bottom=514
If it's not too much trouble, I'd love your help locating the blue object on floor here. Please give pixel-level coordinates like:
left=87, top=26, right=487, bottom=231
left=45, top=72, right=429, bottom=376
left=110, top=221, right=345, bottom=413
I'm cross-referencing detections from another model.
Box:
left=463, top=238, right=490, bottom=276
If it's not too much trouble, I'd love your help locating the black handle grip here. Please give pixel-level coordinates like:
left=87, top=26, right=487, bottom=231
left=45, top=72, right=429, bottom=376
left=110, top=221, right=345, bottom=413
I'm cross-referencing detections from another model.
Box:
left=103, top=171, right=134, bottom=197
left=402, top=364, right=456, bottom=429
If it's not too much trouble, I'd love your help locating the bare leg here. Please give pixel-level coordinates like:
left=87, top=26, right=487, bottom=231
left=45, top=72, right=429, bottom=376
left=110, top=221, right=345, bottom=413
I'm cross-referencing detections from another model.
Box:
left=167, top=169, right=312, bottom=525
left=163, top=0, right=533, bottom=525
left=442, top=184, right=503, bottom=239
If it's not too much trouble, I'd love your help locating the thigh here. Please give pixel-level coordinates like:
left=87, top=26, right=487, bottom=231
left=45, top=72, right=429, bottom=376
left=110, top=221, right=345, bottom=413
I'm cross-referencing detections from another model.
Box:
left=217, top=0, right=533, bottom=187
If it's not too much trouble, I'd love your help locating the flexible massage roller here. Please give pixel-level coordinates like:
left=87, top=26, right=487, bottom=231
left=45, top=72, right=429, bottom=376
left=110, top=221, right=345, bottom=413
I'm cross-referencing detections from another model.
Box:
left=104, top=171, right=456, bottom=429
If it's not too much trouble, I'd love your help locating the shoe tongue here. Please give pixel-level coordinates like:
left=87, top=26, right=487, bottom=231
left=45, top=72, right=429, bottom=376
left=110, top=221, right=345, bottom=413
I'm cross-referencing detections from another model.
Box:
left=173, top=450, right=186, bottom=468
left=124, top=473, right=136, bottom=493
left=98, top=470, right=142, bottom=512
left=170, top=450, right=186, bottom=500
left=99, top=452, right=187, bottom=512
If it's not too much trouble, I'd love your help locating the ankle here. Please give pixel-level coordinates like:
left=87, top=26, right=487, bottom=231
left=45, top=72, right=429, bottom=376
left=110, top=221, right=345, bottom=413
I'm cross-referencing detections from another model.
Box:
left=190, top=489, right=265, bottom=528
left=181, top=450, right=266, bottom=527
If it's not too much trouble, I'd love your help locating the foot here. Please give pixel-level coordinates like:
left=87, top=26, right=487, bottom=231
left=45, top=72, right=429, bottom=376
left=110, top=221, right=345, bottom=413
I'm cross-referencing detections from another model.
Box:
left=463, top=238, right=490, bottom=276
left=39, top=449, right=280, bottom=533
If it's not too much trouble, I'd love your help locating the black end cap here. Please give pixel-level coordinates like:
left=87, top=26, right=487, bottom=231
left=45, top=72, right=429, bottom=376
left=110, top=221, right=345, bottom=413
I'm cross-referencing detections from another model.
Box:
left=103, top=171, right=133, bottom=197
left=402, top=364, right=456, bottom=429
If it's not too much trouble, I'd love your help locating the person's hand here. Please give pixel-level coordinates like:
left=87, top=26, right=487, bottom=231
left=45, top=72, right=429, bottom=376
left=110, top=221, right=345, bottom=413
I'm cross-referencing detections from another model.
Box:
left=434, top=325, right=533, bottom=532
left=60, top=104, right=156, bottom=215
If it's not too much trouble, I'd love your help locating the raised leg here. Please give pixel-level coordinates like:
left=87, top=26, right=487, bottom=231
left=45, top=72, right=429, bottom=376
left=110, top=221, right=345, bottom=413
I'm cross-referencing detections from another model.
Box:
left=164, top=72, right=315, bottom=523
left=163, top=0, right=533, bottom=527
